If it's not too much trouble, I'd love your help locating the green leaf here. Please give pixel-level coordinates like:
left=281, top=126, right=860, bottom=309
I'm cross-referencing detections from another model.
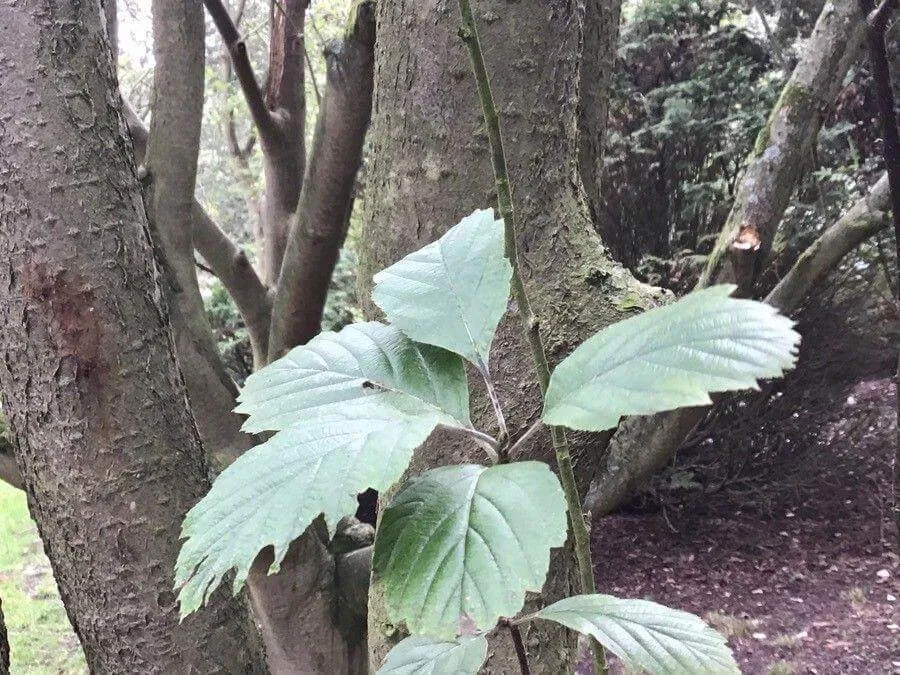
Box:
left=177, top=322, right=474, bottom=617
left=175, top=400, right=437, bottom=617
left=534, top=594, right=740, bottom=674
left=377, top=635, right=488, bottom=674
left=543, top=285, right=799, bottom=431
left=236, top=321, right=472, bottom=431
left=373, top=462, right=567, bottom=637
left=372, top=208, right=512, bottom=367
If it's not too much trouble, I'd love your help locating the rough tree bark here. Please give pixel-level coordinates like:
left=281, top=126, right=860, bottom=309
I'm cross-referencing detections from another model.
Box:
left=0, top=596, right=8, bottom=674
left=586, top=0, right=868, bottom=517
left=358, top=0, right=664, bottom=670
left=0, top=0, right=266, bottom=669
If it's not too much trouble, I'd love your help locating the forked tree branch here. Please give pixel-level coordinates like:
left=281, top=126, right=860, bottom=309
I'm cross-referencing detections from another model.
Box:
left=204, top=0, right=279, bottom=141
left=124, top=102, right=272, bottom=364
left=268, top=0, right=376, bottom=358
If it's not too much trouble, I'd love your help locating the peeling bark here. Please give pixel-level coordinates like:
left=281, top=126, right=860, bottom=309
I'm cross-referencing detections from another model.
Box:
left=268, top=0, right=375, bottom=359
left=359, top=0, right=664, bottom=671
left=0, top=1, right=265, bottom=668
left=587, top=0, right=867, bottom=518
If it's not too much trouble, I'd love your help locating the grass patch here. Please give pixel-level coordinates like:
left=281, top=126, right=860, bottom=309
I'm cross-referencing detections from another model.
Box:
left=0, top=482, right=85, bottom=673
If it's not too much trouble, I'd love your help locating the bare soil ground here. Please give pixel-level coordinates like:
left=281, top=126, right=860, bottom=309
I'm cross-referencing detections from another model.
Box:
left=591, top=297, right=898, bottom=674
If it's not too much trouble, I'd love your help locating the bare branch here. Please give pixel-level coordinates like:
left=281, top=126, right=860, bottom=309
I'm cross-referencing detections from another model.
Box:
left=124, top=103, right=272, bottom=367
left=767, top=174, right=891, bottom=310
left=192, top=204, right=273, bottom=366
left=204, top=0, right=279, bottom=140
left=304, top=42, right=322, bottom=104
left=268, top=0, right=375, bottom=358
left=256, top=0, right=310, bottom=285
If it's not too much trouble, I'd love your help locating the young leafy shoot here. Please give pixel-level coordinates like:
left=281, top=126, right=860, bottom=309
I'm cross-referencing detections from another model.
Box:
left=372, top=208, right=512, bottom=368
left=377, top=635, right=489, bottom=674
left=175, top=322, right=472, bottom=616
left=373, top=462, right=567, bottom=637
left=543, top=285, right=800, bottom=430
left=534, top=594, right=740, bottom=674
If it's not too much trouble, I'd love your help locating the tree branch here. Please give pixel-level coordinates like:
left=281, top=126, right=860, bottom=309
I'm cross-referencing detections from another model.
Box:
left=767, top=174, right=891, bottom=310
left=268, top=0, right=375, bottom=358
left=124, top=102, right=272, bottom=368
left=204, top=0, right=279, bottom=141
left=586, top=0, right=870, bottom=520
left=698, top=0, right=866, bottom=294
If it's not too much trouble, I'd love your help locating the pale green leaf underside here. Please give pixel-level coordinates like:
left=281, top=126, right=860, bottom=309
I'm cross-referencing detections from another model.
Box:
left=236, top=321, right=471, bottom=432
left=535, top=594, right=740, bottom=674
left=372, top=208, right=512, bottom=366
left=176, top=399, right=437, bottom=616
left=377, top=635, right=488, bottom=675
left=543, top=285, right=800, bottom=431
left=373, top=462, right=567, bottom=637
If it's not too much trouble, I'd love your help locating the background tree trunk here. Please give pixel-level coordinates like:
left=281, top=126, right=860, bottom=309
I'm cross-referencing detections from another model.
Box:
left=586, top=0, right=868, bottom=517
left=0, top=1, right=265, bottom=670
left=359, top=0, right=664, bottom=670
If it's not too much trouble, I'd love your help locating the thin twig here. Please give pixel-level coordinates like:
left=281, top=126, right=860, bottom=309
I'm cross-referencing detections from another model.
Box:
left=304, top=43, right=322, bottom=104
left=455, top=2, right=607, bottom=671
left=507, top=419, right=544, bottom=458
left=203, top=0, right=278, bottom=140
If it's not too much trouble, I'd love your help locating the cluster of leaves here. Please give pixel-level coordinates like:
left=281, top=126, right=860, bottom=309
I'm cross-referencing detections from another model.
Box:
left=177, top=209, right=799, bottom=672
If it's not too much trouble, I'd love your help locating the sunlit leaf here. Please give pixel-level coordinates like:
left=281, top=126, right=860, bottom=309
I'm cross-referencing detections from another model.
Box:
left=535, top=594, right=740, bottom=674
left=543, top=285, right=799, bottom=430
left=236, top=321, right=472, bottom=432
left=372, top=208, right=512, bottom=367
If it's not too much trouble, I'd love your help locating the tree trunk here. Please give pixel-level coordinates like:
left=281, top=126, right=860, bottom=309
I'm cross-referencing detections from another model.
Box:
left=359, top=0, right=664, bottom=670
left=586, top=0, right=867, bottom=517
left=0, top=595, right=8, bottom=675
left=0, top=1, right=265, bottom=670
